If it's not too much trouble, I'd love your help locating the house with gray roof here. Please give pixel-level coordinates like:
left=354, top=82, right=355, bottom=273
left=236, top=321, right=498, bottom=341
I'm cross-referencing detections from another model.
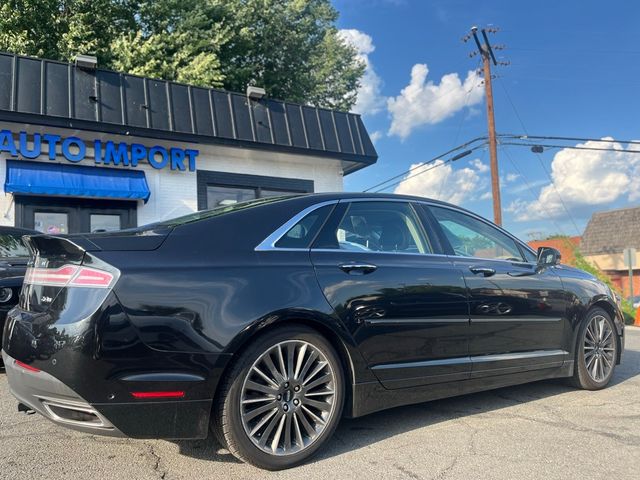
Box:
left=581, top=206, right=640, bottom=299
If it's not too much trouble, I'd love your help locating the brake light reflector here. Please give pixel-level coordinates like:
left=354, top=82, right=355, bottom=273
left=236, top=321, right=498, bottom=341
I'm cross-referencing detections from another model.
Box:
left=24, top=265, right=116, bottom=289
left=15, top=360, right=40, bottom=372
left=131, top=391, right=185, bottom=399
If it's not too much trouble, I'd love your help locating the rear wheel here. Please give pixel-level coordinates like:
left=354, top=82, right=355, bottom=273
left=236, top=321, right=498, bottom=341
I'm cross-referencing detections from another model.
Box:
left=571, top=308, right=618, bottom=390
left=213, top=325, right=344, bottom=470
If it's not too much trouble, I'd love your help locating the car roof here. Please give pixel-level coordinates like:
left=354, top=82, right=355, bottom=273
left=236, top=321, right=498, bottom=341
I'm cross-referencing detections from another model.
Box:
left=0, top=226, right=39, bottom=235
left=280, top=192, right=481, bottom=219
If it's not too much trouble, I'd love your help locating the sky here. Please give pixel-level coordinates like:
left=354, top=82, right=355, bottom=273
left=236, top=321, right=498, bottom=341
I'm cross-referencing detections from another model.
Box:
left=333, top=0, right=640, bottom=241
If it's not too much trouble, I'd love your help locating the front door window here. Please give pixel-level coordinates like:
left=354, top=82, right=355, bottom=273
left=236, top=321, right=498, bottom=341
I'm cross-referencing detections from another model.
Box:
left=430, top=206, right=524, bottom=261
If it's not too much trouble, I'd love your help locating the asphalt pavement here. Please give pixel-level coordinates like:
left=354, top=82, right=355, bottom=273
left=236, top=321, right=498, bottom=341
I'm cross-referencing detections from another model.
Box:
left=1, top=327, right=639, bottom=480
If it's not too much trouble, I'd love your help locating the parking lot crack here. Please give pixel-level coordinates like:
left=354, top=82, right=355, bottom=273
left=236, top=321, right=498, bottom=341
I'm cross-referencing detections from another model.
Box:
left=144, top=442, right=167, bottom=479
left=394, top=463, right=423, bottom=480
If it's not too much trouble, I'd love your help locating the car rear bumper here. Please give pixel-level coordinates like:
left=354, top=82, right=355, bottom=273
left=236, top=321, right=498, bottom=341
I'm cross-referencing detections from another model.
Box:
left=2, top=348, right=217, bottom=439
left=2, top=295, right=231, bottom=440
left=2, top=350, right=124, bottom=436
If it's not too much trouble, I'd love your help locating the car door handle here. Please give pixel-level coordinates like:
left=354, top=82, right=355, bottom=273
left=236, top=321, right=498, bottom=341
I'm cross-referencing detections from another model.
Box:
left=339, top=263, right=378, bottom=275
left=469, top=266, right=496, bottom=277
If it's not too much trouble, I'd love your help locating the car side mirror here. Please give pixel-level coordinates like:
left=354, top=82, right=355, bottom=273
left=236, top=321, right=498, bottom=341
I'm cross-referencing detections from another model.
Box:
left=537, top=246, right=561, bottom=267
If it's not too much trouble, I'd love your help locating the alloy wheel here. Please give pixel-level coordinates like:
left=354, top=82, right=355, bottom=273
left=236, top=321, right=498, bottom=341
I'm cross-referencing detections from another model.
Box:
left=240, top=340, right=337, bottom=456
left=583, top=315, right=616, bottom=383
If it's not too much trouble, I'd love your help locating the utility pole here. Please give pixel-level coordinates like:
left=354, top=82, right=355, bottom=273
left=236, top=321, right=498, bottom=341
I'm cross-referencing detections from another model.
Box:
left=464, top=26, right=504, bottom=225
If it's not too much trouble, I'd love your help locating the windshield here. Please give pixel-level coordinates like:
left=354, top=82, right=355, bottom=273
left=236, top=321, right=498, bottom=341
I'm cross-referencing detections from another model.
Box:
left=153, top=195, right=301, bottom=228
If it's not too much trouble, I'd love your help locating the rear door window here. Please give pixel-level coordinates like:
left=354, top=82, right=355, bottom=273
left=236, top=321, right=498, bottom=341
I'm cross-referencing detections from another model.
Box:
left=274, top=205, right=334, bottom=249
left=315, top=201, right=432, bottom=254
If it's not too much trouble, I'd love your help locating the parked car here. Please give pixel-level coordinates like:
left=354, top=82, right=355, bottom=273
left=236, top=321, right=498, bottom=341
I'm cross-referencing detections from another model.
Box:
left=632, top=295, right=640, bottom=309
left=1, top=193, right=625, bottom=469
left=0, top=226, right=38, bottom=367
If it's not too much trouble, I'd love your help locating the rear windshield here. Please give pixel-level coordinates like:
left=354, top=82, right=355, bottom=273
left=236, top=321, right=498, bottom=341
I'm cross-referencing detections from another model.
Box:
left=153, top=195, right=300, bottom=228
left=0, top=234, right=30, bottom=258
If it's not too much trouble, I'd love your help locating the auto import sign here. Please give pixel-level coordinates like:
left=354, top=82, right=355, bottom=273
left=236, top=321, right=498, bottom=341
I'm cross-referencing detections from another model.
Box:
left=0, top=129, right=199, bottom=172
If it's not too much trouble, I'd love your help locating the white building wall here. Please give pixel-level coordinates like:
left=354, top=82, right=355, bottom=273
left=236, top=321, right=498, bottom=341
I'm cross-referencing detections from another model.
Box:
left=0, top=122, right=344, bottom=227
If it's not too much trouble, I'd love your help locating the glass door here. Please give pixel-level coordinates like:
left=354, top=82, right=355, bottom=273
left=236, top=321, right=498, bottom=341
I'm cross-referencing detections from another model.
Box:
left=34, top=211, right=71, bottom=235
left=17, top=196, right=136, bottom=234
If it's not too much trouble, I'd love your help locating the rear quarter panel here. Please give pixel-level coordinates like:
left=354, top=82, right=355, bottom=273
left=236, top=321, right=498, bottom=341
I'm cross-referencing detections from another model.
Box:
left=99, top=200, right=373, bottom=385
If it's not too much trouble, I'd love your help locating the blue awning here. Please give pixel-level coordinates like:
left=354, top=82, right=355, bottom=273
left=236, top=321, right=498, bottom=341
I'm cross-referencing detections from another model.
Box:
left=4, top=160, right=150, bottom=203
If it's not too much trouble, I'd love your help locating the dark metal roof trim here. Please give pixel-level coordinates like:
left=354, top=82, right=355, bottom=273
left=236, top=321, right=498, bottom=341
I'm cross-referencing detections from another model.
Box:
left=0, top=51, right=378, bottom=171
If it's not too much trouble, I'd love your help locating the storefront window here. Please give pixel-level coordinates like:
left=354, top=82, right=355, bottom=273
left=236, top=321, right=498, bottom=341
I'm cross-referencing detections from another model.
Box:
left=207, top=186, right=257, bottom=208
left=34, top=212, right=69, bottom=234
left=206, top=184, right=300, bottom=209
left=260, top=189, right=293, bottom=198
left=90, top=214, right=121, bottom=232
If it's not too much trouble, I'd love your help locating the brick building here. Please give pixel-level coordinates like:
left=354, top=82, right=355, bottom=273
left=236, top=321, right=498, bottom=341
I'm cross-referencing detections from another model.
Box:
left=528, top=236, right=581, bottom=265
left=581, top=206, right=640, bottom=298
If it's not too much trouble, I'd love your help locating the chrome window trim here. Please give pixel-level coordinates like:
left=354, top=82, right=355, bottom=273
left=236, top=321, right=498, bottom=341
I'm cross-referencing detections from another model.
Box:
left=311, top=248, right=446, bottom=258
left=255, top=196, right=538, bottom=262
left=254, top=200, right=339, bottom=251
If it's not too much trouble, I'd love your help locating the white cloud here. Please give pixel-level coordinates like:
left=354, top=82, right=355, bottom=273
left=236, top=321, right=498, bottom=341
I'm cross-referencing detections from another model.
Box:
left=479, top=191, right=493, bottom=201
left=394, top=157, right=487, bottom=204
left=369, top=130, right=383, bottom=144
left=387, top=64, right=484, bottom=139
left=338, top=29, right=385, bottom=116
left=505, top=173, right=520, bottom=183
left=471, top=158, right=489, bottom=173
left=507, top=138, right=640, bottom=221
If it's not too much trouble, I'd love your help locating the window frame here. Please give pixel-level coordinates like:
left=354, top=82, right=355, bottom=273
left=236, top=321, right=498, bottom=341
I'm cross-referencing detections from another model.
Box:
left=255, top=197, right=537, bottom=262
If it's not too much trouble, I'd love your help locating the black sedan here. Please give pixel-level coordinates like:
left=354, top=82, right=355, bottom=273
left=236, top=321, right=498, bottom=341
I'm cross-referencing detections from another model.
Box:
left=0, top=226, right=38, bottom=367
left=1, top=193, right=624, bottom=470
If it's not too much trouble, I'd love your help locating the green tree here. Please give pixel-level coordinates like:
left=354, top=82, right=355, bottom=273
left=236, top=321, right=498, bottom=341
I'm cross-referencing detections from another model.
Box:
left=0, top=0, right=64, bottom=59
left=217, top=0, right=364, bottom=110
left=60, top=0, right=137, bottom=66
left=0, top=1, right=136, bottom=65
left=111, top=0, right=228, bottom=87
left=0, top=0, right=363, bottom=110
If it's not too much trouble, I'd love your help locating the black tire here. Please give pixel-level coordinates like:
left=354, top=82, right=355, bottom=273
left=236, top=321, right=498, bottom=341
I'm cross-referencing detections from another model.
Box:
left=570, top=308, right=618, bottom=390
left=212, top=325, right=345, bottom=470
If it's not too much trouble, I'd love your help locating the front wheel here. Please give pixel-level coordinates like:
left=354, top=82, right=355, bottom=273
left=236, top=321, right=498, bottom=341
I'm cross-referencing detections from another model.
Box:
left=570, top=308, right=618, bottom=390
left=213, top=325, right=344, bottom=470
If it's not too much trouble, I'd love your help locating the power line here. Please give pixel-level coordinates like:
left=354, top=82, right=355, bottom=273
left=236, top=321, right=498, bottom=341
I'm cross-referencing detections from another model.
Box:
left=500, top=145, right=570, bottom=238
left=500, top=134, right=640, bottom=146
left=438, top=65, right=483, bottom=199
left=508, top=47, right=640, bottom=55
left=362, top=136, right=487, bottom=192
left=496, top=79, right=583, bottom=235
left=372, top=143, right=487, bottom=193
left=500, top=142, right=640, bottom=155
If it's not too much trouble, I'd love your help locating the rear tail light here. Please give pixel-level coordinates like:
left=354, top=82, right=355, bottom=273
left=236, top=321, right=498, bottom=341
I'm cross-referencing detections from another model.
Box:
left=15, top=360, right=40, bottom=372
left=25, top=265, right=117, bottom=289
